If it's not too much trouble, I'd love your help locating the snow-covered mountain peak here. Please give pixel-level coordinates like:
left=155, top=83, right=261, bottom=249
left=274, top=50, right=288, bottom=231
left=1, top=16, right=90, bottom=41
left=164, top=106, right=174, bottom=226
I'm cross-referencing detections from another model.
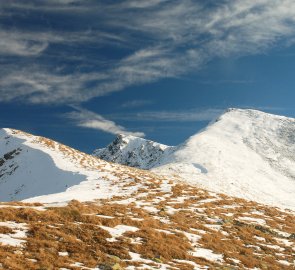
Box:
left=180, top=108, right=295, bottom=154
left=0, top=128, right=96, bottom=202
left=93, top=133, right=173, bottom=169
left=0, top=128, right=24, bottom=139
left=1, top=127, right=33, bottom=136
left=95, top=109, right=295, bottom=210
left=0, top=128, right=162, bottom=203
left=213, top=107, right=293, bottom=124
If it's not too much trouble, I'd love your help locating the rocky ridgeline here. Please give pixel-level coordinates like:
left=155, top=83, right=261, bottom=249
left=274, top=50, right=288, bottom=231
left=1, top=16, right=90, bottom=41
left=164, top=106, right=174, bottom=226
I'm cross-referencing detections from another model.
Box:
left=94, top=133, right=173, bottom=169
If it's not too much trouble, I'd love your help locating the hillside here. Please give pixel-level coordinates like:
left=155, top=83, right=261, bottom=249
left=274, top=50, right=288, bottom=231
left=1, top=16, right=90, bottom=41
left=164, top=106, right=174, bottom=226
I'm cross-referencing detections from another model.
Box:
left=94, top=109, right=295, bottom=210
left=0, top=128, right=152, bottom=203
left=0, top=176, right=294, bottom=269
left=0, top=127, right=294, bottom=269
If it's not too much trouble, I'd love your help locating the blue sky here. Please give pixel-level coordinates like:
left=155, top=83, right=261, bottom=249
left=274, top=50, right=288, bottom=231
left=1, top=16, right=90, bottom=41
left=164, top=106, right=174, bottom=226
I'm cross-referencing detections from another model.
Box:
left=0, top=0, right=295, bottom=152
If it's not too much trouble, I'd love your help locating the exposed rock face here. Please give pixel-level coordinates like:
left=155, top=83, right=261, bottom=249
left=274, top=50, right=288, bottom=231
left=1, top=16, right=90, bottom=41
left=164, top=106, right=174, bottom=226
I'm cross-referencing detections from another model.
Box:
left=93, top=134, right=174, bottom=169
left=0, top=148, right=21, bottom=179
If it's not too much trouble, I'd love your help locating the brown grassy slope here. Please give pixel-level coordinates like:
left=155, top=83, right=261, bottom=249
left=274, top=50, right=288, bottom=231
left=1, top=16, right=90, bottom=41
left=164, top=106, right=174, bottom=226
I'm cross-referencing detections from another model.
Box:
left=0, top=175, right=294, bottom=270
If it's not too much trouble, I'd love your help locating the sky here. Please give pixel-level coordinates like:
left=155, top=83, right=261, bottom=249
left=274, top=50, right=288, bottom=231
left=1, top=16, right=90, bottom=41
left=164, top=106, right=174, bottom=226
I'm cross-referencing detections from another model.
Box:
left=0, top=0, right=295, bottom=153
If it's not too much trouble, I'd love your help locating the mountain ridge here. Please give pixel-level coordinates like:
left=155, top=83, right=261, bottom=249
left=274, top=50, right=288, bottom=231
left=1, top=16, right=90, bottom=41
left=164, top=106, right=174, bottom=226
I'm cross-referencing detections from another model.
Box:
left=94, top=108, right=295, bottom=210
left=93, top=133, right=174, bottom=169
left=0, top=128, right=155, bottom=203
left=0, top=121, right=294, bottom=269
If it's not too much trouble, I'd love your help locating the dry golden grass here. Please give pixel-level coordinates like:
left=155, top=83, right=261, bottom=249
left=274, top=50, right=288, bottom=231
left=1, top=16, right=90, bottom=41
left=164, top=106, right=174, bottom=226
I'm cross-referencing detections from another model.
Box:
left=0, top=195, right=294, bottom=270
left=0, top=161, right=294, bottom=269
left=0, top=226, right=14, bottom=234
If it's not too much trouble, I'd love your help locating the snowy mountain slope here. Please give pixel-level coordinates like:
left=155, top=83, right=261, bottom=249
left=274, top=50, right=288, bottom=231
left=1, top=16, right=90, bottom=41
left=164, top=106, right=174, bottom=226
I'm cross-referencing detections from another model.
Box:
left=93, top=133, right=174, bottom=169
left=0, top=128, right=158, bottom=203
left=0, top=128, right=83, bottom=201
left=0, top=123, right=294, bottom=269
left=154, top=109, right=295, bottom=209
left=95, top=109, right=295, bottom=210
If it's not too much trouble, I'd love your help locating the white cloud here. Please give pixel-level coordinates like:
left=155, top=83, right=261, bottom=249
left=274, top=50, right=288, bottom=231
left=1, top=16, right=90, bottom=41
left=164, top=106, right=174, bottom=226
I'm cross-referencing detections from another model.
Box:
left=200, top=80, right=255, bottom=85
left=122, top=0, right=168, bottom=9
left=1, top=0, right=295, bottom=103
left=0, top=31, right=48, bottom=56
left=65, top=106, right=145, bottom=137
left=109, top=108, right=223, bottom=122
left=0, top=47, right=202, bottom=104
left=0, top=66, right=110, bottom=103
left=121, top=100, right=154, bottom=109
left=0, top=28, right=104, bottom=57
left=108, top=107, right=290, bottom=123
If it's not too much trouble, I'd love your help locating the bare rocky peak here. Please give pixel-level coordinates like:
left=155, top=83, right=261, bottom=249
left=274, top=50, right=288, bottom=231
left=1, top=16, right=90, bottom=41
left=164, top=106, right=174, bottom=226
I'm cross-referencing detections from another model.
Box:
left=93, top=133, right=174, bottom=169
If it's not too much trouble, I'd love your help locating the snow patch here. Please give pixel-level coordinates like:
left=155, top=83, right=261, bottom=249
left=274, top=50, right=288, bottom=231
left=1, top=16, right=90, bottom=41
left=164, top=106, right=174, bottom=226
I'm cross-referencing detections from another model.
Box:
left=100, top=225, right=138, bottom=242
left=191, top=247, right=223, bottom=263
left=0, top=221, right=28, bottom=247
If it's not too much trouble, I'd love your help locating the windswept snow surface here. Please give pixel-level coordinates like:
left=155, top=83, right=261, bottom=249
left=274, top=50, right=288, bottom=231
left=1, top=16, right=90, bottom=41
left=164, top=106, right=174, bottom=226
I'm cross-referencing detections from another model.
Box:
left=95, top=109, right=295, bottom=210
left=0, top=129, right=85, bottom=201
left=0, top=128, right=146, bottom=203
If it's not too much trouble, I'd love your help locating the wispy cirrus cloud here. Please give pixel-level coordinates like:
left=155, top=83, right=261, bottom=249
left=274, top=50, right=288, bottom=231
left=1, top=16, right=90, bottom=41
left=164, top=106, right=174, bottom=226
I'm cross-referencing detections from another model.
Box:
left=0, top=47, right=202, bottom=104
left=65, top=106, right=145, bottom=137
left=121, top=100, right=154, bottom=109
left=0, top=28, right=123, bottom=58
left=1, top=0, right=295, bottom=104
left=200, top=80, right=255, bottom=85
left=99, top=106, right=291, bottom=125
left=0, top=31, right=49, bottom=56
left=108, top=108, right=223, bottom=122
left=124, top=0, right=168, bottom=9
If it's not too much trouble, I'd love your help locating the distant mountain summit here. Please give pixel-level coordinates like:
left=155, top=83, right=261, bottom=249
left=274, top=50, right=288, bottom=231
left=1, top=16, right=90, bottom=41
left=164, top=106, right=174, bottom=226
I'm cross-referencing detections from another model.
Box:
left=93, top=134, right=174, bottom=169
left=94, top=108, right=295, bottom=210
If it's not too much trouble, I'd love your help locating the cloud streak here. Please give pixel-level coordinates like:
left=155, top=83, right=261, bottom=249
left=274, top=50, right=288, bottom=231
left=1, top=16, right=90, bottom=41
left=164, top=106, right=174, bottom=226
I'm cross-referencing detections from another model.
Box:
left=65, top=106, right=145, bottom=137
left=108, top=108, right=223, bottom=122
left=0, top=31, right=49, bottom=56
left=121, top=100, right=154, bottom=109
left=1, top=0, right=295, bottom=104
